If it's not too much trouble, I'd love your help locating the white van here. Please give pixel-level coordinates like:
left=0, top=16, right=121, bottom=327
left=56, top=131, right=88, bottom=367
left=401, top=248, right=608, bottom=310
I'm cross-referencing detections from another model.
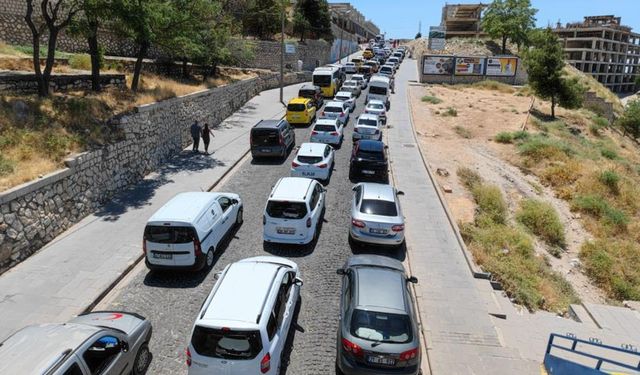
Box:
left=187, top=256, right=302, bottom=375
left=144, top=192, right=243, bottom=271
left=367, top=75, right=391, bottom=110
left=263, top=177, right=326, bottom=245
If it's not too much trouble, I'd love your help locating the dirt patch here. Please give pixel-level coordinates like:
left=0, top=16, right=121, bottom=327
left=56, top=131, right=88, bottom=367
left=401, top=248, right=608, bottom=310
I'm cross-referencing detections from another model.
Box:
left=409, top=83, right=608, bottom=305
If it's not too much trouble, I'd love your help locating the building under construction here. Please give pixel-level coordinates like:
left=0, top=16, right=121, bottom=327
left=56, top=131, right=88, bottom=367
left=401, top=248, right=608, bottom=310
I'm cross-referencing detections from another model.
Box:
left=555, top=16, right=640, bottom=93
left=441, top=3, right=487, bottom=39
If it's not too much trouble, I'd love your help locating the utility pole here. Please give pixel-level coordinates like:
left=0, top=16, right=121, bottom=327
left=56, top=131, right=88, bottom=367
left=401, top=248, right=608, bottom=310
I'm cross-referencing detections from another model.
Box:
left=279, top=0, right=285, bottom=106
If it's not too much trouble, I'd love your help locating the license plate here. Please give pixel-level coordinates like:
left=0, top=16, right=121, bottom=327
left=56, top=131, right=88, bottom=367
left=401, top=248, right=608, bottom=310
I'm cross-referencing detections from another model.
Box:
left=302, top=171, right=316, bottom=177
left=261, top=149, right=271, bottom=153
left=362, top=170, right=375, bottom=175
left=367, top=356, right=395, bottom=366
left=152, top=253, right=172, bottom=260
left=370, top=228, right=388, bottom=234
left=277, top=227, right=295, bottom=234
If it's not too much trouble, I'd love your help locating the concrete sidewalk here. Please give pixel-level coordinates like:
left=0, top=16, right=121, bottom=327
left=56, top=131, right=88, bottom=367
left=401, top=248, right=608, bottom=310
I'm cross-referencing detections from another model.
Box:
left=387, top=60, right=539, bottom=374
left=0, top=81, right=306, bottom=341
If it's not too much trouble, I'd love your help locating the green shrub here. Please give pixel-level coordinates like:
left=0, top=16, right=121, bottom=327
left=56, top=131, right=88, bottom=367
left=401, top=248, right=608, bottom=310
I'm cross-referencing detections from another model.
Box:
left=573, top=194, right=609, bottom=216
left=495, top=132, right=514, bottom=143
left=581, top=240, right=640, bottom=300
left=454, top=126, right=472, bottom=139
left=616, top=99, right=640, bottom=138
left=68, top=53, right=92, bottom=70
left=442, top=107, right=458, bottom=117
left=600, top=148, right=618, bottom=159
left=421, top=95, right=442, bottom=104
left=603, top=207, right=629, bottom=228
left=518, top=136, right=574, bottom=163
left=516, top=199, right=566, bottom=248
left=512, top=130, right=529, bottom=141
left=599, top=169, right=620, bottom=191
left=472, top=184, right=507, bottom=224
left=457, top=167, right=482, bottom=190
left=0, top=154, right=14, bottom=176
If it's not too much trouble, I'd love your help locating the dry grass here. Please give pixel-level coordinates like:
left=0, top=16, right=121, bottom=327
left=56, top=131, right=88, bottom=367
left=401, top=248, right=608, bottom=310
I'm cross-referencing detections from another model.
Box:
left=564, top=64, right=624, bottom=115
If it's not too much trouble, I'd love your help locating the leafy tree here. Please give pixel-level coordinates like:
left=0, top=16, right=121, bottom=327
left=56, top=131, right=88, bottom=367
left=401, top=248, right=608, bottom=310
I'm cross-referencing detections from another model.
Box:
left=415, top=32, right=422, bottom=39
left=292, top=6, right=311, bottom=42
left=69, top=0, right=110, bottom=91
left=243, top=0, right=280, bottom=40
left=293, top=0, right=332, bottom=42
left=524, top=28, right=584, bottom=118
left=25, top=0, right=82, bottom=97
left=617, top=100, right=640, bottom=138
left=482, top=0, right=537, bottom=54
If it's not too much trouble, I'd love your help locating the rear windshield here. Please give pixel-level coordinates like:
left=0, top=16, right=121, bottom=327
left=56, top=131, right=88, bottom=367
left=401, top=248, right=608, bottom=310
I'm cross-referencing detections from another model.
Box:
left=350, top=309, right=412, bottom=344
left=314, top=124, right=336, bottom=132
left=313, top=75, right=331, bottom=86
left=369, top=86, right=387, bottom=95
left=191, top=326, right=262, bottom=359
left=297, top=155, right=324, bottom=164
left=266, top=201, right=308, bottom=219
left=381, top=68, right=392, bottom=73
left=299, top=90, right=315, bottom=97
left=360, top=199, right=397, bottom=216
left=287, top=103, right=306, bottom=112
left=352, top=76, right=363, bottom=81
left=356, top=149, right=385, bottom=161
left=252, top=129, right=279, bottom=146
left=335, top=95, right=350, bottom=101
left=324, top=106, right=343, bottom=113
left=358, top=118, right=378, bottom=127
left=343, top=81, right=356, bottom=86
left=368, top=103, right=384, bottom=110
left=144, top=226, right=195, bottom=244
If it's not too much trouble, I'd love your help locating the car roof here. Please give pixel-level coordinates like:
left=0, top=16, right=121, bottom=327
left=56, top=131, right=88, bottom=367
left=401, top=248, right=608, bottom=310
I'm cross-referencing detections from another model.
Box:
left=370, top=76, right=390, bottom=84
left=326, top=101, right=345, bottom=108
left=357, top=139, right=384, bottom=152
left=254, top=119, right=284, bottom=129
left=358, top=113, right=379, bottom=122
left=270, top=177, right=314, bottom=201
left=335, top=91, right=352, bottom=97
left=148, top=192, right=223, bottom=224
left=200, top=260, right=283, bottom=327
left=344, top=80, right=357, bottom=84
left=314, top=118, right=339, bottom=126
left=355, top=267, right=406, bottom=313
left=297, top=142, right=327, bottom=156
left=289, top=97, right=310, bottom=104
left=352, top=74, right=364, bottom=78
left=0, top=324, right=101, bottom=374
left=361, top=182, right=395, bottom=202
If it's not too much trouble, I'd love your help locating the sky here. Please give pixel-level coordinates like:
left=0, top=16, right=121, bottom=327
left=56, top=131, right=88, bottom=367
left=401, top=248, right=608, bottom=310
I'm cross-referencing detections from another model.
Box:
left=328, top=0, right=640, bottom=40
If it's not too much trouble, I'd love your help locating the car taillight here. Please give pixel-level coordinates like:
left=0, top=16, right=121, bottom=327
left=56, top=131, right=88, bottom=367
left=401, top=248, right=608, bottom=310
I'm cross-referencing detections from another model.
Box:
left=292, top=161, right=300, bottom=167
left=311, top=131, right=318, bottom=135
left=330, top=132, right=338, bottom=136
left=279, top=133, right=285, bottom=145
left=318, top=163, right=328, bottom=168
left=193, top=237, right=202, bottom=257
left=342, top=338, right=363, bottom=357
left=340, top=112, right=345, bottom=116
left=399, top=347, right=418, bottom=361
left=392, top=224, right=405, bottom=232
left=321, top=111, right=325, bottom=116
left=260, top=353, right=271, bottom=373
left=306, top=217, right=312, bottom=228
left=185, top=347, right=192, bottom=367
left=351, top=219, right=365, bottom=228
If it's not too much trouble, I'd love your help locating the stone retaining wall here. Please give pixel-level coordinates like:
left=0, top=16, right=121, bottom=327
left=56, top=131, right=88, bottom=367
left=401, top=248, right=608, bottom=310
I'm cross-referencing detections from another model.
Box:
left=0, top=71, right=311, bottom=275
left=0, top=73, right=126, bottom=94
left=583, top=91, right=616, bottom=122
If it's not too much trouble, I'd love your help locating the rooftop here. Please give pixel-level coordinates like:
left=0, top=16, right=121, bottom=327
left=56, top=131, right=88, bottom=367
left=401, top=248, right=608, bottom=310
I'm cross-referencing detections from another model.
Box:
left=362, top=183, right=395, bottom=202
left=270, top=177, right=314, bottom=201
left=297, top=142, right=327, bottom=156
left=356, top=267, right=406, bottom=313
left=148, top=192, right=221, bottom=224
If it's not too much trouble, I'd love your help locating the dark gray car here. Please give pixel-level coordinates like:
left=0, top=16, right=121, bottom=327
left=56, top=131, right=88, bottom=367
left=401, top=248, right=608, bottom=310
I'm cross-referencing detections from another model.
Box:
left=336, top=255, right=420, bottom=375
left=250, top=119, right=296, bottom=159
left=0, top=311, right=153, bottom=375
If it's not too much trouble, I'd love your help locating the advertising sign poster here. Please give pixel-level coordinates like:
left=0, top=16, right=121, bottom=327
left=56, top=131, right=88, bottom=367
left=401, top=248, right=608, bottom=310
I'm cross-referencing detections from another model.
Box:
left=455, top=57, right=485, bottom=75
left=486, top=57, right=518, bottom=76
left=428, top=26, right=446, bottom=50
left=285, top=43, right=296, bottom=54
left=423, top=56, right=454, bottom=75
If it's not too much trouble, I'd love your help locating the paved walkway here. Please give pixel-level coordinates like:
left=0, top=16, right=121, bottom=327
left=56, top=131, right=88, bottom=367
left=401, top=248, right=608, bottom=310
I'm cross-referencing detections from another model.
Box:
left=0, top=81, right=306, bottom=341
left=388, top=60, right=539, bottom=374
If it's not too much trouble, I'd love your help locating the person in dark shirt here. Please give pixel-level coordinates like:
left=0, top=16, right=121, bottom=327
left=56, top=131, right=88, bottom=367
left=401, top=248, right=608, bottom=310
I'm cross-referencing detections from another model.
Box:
left=190, top=121, right=202, bottom=152
left=202, top=123, right=215, bottom=154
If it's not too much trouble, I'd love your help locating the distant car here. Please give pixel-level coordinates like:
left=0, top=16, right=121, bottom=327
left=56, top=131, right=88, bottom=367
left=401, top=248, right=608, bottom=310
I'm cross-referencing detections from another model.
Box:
left=320, top=101, right=350, bottom=125
left=345, top=62, right=358, bottom=73
left=349, top=140, right=389, bottom=182
left=387, top=57, right=400, bottom=67
left=341, top=80, right=362, bottom=97
left=353, top=114, right=383, bottom=142
left=334, top=91, right=357, bottom=113
left=310, top=118, right=344, bottom=146
left=336, top=255, right=420, bottom=375
left=291, top=142, right=335, bottom=182
left=364, top=100, right=387, bottom=124
left=380, top=65, right=394, bottom=78
left=351, top=74, right=368, bottom=89
left=0, top=311, right=153, bottom=375
left=349, top=183, right=405, bottom=247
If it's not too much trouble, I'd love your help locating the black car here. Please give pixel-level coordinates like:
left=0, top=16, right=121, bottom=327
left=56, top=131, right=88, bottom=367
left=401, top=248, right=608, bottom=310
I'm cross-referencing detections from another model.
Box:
left=349, top=140, right=389, bottom=182
left=298, top=84, right=324, bottom=109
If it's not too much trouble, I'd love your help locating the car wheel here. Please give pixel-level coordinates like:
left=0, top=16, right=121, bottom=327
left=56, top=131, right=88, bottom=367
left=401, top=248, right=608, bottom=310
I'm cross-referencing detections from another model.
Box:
left=133, top=343, right=151, bottom=375
left=206, top=248, right=215, bottom=268
left=236, top=207, right=243, bottom=226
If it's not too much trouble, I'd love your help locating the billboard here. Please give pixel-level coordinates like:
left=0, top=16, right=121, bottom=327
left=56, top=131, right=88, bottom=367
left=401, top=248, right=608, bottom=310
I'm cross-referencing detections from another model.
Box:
left=455, top=57, right=485, bottom=75
left=423, top=56, right=454, bottom=75
left=486, top=57, right=518, bottom=76
left=428, top=26, right=446, bottom=50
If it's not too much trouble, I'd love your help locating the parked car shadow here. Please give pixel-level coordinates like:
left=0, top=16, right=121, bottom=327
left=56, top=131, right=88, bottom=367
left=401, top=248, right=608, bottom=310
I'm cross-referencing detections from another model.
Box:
left=348, top=235, right=407, bottom=262
left=280, top=295, right=303, bottom=375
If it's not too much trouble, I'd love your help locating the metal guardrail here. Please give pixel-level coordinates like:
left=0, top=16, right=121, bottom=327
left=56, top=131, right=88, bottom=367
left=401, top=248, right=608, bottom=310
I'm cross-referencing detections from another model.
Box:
left=544, top=333, right=640, bottom=375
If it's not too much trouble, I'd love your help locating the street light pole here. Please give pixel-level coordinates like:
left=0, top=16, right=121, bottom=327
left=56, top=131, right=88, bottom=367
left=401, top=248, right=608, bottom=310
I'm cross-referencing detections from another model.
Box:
left=279, top=0, right=285, bottom=106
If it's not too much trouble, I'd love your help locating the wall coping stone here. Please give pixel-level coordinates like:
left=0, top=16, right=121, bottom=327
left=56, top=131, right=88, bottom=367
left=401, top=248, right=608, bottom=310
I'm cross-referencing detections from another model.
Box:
left=0, top=168, right=73, bottom=205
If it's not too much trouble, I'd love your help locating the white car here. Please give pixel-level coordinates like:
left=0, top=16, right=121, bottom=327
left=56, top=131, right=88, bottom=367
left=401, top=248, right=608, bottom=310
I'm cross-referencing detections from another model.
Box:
left=345, top=62, right=357, bottom=73
left=319, top=101, right=350, bottom=125
left=353, top=114, right=383, bottom=142
left=310, top=118, right=344, bottom=145
left=364, top=100, right=387, bottom=124
left=291, top=142, right=335, bottom=182
left=187, top=256, right=302, bottom=375
left=379, top=65, right=394, bottom=77
left=263, top=177, right=326, bottom=245
left=387, top=57, right=400, bottom=66
left=351, top=74, right=368, bottom=89
left=341, top=80, right=361, bottom=97
left=350, top=182, right=405, bottom=247
left=334, top=91, right=357, bottom=112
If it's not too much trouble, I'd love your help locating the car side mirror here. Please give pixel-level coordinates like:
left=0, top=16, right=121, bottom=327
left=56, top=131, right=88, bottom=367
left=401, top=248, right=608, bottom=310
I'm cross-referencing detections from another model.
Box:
left=232, top=199, right=239, bottom=205
left=336, top=268, right=346, bottom=275
left=407, top=276, right=418, bottom=284
left=396, top=191, right=405, bottom=196
left=121, top=341, right=129, bottom=353
left=294, top=276, right=304, bottom=286
left=384, top=145, right=389, bottom=149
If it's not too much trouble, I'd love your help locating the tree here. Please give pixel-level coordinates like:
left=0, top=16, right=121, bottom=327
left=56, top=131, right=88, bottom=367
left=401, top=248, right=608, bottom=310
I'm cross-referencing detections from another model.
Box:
left=617, top=99, right=640, bottom=138
left=482, top=0, right=537, bottom=54
left=292, top=6, right=310, bottom=42
left=415, top=32, right=422, bottom=39
left=293, top=0, right=332, bottom=42
left=69, top=0, right=110, bottom=91
left=25, top=0, right=82, bottom=97
left=524, top=28, right=584, bottom=118
left=243, top=0, right=280, bottom=40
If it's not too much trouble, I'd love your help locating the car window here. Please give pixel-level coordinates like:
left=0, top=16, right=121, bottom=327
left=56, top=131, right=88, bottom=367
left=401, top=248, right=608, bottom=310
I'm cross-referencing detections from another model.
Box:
left=297, top=155, right=323, bottom=164
left=275, top=272, right=293, bottom=327
left=266, top=201, right=308, bottom=219
left=356, top=149, right=385, bottom=161
left=324, top=146, right=331, bottom=157
left=369, top=86, right=387, bottom=95
left=342, top=272, right=352, bottom=313
left=267, top=311, right=277, bottom=340
left=83, top=335, right=121, bottom=375
left=62, top=363, right=84, bottom=375
left=324, top=106, right=343, bottom=113
left=354, top=185, right=362, bottom=204
left=191, top=326, right=263, bottom=359
left=144, top=226, right=195, bottom=244
left=217, top=197, right=232, bottom=213
left=368, top=103, right=384, bottom=110
left=252, top=129, right=279, bottom=146
left=358, top=118, right=378, bottom=127
left=314, top=124, right=336, bottom=132
left=350, top=309, right=412, bottom=344
left=309, top=188, right=319, bottom=211
left=360, top=199, right=398, bottom=216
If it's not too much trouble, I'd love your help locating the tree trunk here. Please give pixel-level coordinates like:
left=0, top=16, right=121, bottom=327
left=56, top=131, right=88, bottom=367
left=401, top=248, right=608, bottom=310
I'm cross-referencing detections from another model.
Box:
left=87, top=20, right=101, bottom=92
left=42, top=29, right=59, bottom=97
left=131, top=40, right=149, bottom=92
left=211, top=62, right=218, bottom=78
left=551, top=95, right=556, bottom=119
left=182, top=58, right=188, bottom=79
left=502, top=34, right=507, bottom=54
left=25, top=0, right=46, bottom=97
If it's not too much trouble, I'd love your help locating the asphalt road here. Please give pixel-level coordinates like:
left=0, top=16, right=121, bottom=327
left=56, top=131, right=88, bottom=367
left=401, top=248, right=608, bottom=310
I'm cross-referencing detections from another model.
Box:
left=105, top=74, right=406, bottom=375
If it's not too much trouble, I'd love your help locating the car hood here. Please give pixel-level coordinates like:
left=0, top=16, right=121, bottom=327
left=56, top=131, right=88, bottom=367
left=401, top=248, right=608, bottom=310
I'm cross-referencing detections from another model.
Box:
left=71, top=311, right=145, bottom=335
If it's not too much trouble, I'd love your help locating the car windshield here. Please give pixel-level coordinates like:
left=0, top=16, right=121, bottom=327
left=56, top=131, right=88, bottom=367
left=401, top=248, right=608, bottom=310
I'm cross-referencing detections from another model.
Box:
left=287, top=103, right=306, bottom=112
left=297, top=155, right=324, bottom=164
left=336, top=95, right=350, bottom=101
left=353, top=77, right=363, bottom=81
left=369, top=86, right=387, bottom=95
left=344, top=82, right=356, bottom=87
left=350, top=309, right=412, bottom=344
left=266, top=201, right=308, bottom=219
left=356, top=149, right=384, bottom=161
left=252, top=129, right=279, bottom=146
left=312, top=75, right=331, bottom=86
left=360, top=199, right=398, bottom=216
left=324, top=106, right=343, bottom=113
left=358, top=119, right=378, bottom=127
left=144, top=226, right=194, bottom=244
left=368, top=103, right=384, bottom=110
left=191, top=326, right=263, bottom=359
left=314, top=124, right=336, bottom=132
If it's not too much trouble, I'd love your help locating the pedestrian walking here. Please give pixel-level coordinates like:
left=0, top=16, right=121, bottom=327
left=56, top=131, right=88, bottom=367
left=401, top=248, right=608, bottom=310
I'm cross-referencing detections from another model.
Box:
left=202, top=123, right=215, bottom=154
left=190, top=120, right=201, bottom=153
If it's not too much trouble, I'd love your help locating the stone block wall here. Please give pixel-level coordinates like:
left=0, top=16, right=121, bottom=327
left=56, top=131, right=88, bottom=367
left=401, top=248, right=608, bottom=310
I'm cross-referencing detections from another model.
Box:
left=0, top=73, right=126, bottom=94
left=230, top=39, right=334, bottom=72
left=0, top=71, right=311, bottom=275
left=583, top=91, right=616, bottom=122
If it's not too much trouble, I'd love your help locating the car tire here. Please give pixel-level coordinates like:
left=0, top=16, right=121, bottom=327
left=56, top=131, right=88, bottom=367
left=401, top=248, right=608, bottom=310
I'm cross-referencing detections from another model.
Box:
left=133, top=342, right=151, bottom=375
left=236, top=207, right=243, bottom=226
left=205, top=248, right=215, bottom=268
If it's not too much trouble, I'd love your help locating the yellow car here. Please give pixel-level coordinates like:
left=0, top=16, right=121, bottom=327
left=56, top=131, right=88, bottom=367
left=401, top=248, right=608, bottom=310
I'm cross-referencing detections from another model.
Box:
left=286, top=97, right=316, bottom=126
left=363, top=49, right=374, bottom=59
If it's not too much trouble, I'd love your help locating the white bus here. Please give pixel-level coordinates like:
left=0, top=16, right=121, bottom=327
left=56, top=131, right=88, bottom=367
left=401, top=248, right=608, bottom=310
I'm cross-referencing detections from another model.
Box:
left=367, top=75, right=391, bottom=109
